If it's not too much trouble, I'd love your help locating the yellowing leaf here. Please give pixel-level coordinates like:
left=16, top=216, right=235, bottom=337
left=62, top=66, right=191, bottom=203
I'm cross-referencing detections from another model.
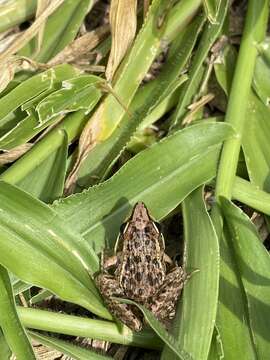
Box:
left=106, top=0, right=137, bottom=82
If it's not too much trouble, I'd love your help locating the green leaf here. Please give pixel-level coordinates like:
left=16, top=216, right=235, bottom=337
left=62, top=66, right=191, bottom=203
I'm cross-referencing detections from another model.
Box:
left=53, top=122, right=234, bottom=252
left=162, top=187, right=219, bottom=360
left=76, top=13, right=205, bottom=188
left=0, top=181, right=110, bottom=320
left=36, top=75, right=103, bottom=125
left=0, top=328, right=12, bottom=360
left=30, top=331, right=113, bottom=359
left=21, top=0, right=94, bottom=62
left=0, top=268, right=35, bottom=359
left=116, top=298, right=193, bottom=360
left=203, top=0, right=222, bottom=23
left=232, top=176, right=270, bottom=216
left=18, top=306, right=162, bottom=349
left=0, top=110, right=87, bottom=185
left=17, top=129, right=68, bottom=202
left=243, top=92, right=270, bottom=192
left=0, top=0, right=36, bottom=33
left=253, top=38, right=270, bottom=106
left=170, top=0, right=229, bottom=129
left=221, top=198, right=270, bottom=358
left=0, top=64, right=79, bottom=122
left=211, top=211, right=257, bottom=359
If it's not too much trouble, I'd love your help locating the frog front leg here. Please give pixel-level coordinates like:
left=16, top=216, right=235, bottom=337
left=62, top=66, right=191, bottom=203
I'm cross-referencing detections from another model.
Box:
left=95, top=273, right=143, bottom=331
left=147, top=266, right=189, bottom=326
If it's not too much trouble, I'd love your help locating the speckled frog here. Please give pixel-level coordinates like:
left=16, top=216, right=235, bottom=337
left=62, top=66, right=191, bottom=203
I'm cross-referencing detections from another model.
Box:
left=95, top=202, right=189, bottom=331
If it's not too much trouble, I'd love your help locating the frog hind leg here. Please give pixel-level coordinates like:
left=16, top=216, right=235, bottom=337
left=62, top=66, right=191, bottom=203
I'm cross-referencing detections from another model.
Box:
left=148, top=267, right=189, bottom=326
left=96, top=273, right=143, bottom=331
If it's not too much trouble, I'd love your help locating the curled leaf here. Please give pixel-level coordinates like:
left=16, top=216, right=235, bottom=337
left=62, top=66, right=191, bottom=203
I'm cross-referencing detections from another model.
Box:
left=106, top=0, right=137, bottom=81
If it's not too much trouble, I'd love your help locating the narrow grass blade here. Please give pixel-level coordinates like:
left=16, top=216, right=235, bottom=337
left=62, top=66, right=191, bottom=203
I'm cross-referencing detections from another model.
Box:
left=0, top=0, right=36, bottom=33
left=20, top=0, right=93, bottom=62
left=18, top=306, right=163, bottom=350
left=162, top=187, right=219, bottom=360
left=203, top=0, right=222, bottom=23
left=36, top=75, right=103, bottom=125
left=17, top=129, right=68, bottom=202
left=29, top=331, right=113, bottom=359
left=170, top=0, right=229, bottom=129
left=76, top=14, right=205, bottom=188
left=232, top=177, right=270, bottom=216
left=0, top=110, right=87, bottom=184
left=0, top=64, right=78, bottom=122
left=221, top=198, right=270, bottom=358
left=0, top=268, right=35, bottom=359
left=0, top=181, right=110, bottom=320
left=53, top=122, right=233, bottom=252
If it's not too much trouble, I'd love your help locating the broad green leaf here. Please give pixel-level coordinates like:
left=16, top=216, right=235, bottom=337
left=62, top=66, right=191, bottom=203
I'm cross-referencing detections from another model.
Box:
left=221, top=198, right=270, bottom=358
left=18, top=306, right=163, bottom=349
left=17, top=129, right=68, bottom=202
left=20, top=0, right=93, bottom=62
left=253, top=38, right=270, bottom=106
left=243, top=93, right=270, bottom=192
left=0, top=64, right=79, bottom=122
left=76, top=14, right=204, bottom=188
left=0, top=328, right=12, bottom=360
left=203, top=0, right=222, bottom=23
left=0, top=267, right=35, bottom=359
left=36, top=75, right=103, bottom=125
left=170, top=0, right=229, bottom=129
left=162, top=187, right=219, bottom=360
left=0, top=181, right=110, bottom=320
left=29, top=331, right=113, bottom=359
left=53, top=122, right=234, bottom=252
left=117, top=299, right=193, bottom=360
left=211, top=210, right=257, bottom=359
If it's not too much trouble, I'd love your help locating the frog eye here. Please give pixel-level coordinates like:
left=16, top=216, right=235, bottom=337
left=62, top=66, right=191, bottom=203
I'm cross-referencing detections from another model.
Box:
left=119, top=222, right=128, bottom=234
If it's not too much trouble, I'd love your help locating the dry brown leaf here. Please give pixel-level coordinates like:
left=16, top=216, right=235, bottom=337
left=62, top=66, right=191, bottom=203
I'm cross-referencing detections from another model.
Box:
left=105, top=0, right=137, bottom=82
left=64, top=104, right=104, bottom=194
left=49, top=24, right=110, bottom=66
left=0, top=56, right=48, bottom=93
left=0, top=143, right=32, bottom=166
left=0, top=0, right=65, bottom=63
left=182, top=93, right=215, bottom=125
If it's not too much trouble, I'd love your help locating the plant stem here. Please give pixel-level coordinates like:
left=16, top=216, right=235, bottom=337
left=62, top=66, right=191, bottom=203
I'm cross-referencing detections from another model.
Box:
left=215, top=0, right=269, bottom=201
left=18, top=306, right=163, bottom=350
left=233, top=176, right=270, bottom=215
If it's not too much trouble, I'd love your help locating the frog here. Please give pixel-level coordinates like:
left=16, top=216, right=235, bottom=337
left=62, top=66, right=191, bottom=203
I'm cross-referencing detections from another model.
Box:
left=95, top=202, right=190, bottom=331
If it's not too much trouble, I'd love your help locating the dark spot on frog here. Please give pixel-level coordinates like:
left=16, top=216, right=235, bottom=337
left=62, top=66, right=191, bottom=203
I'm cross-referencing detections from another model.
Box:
left=145, top=254, right=151, bottom=262
left=134, top=255, right=141, bottom=263
left=138, top=288, right=143, bottom=296
left=134, top=241, right=140, bottom=248
left=135, top=272, right=142, bottom=282
left=147, top=274, right=154, bottom=286
left=145, top=239, right=150, bottom=246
